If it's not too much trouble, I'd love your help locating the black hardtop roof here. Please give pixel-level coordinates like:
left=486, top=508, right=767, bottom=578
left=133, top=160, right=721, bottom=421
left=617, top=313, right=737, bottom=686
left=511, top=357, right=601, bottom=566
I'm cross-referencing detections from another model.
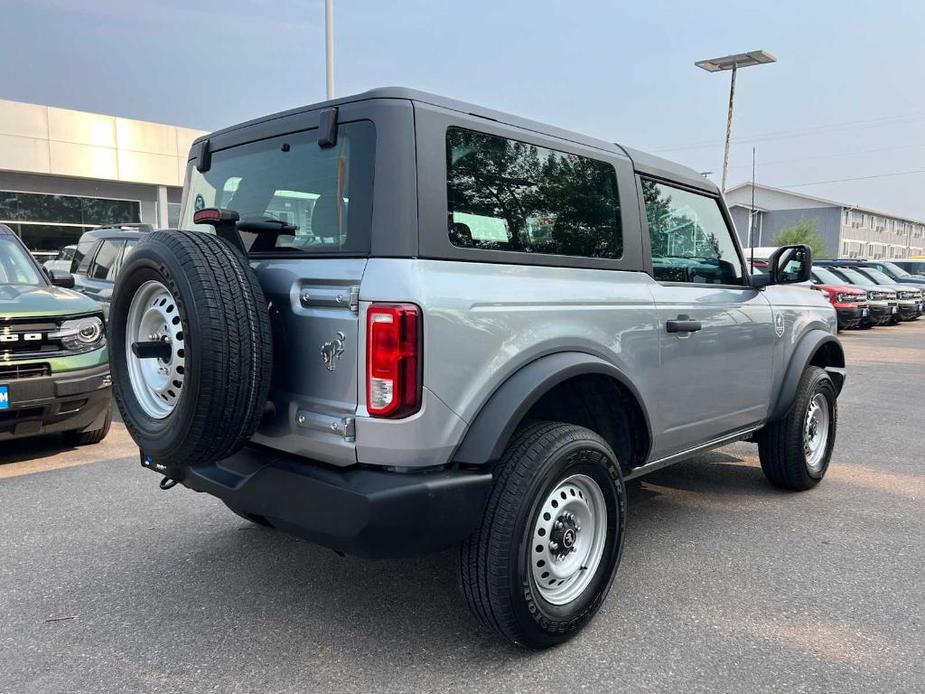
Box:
left=193, top=87, right=716, bottom=195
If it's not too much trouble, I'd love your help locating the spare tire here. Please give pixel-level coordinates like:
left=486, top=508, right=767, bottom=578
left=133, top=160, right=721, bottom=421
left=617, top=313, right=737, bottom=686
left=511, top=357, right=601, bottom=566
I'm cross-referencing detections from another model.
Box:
left=109, top=230, right=272, bottom=471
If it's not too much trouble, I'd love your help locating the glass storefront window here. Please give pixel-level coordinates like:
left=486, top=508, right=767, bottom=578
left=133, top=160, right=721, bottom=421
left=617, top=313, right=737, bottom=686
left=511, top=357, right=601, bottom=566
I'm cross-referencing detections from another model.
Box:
left=167, top=202, right=181, bottom=228
left=0, top=190, right=141, bottom=254
left=3, top=223, right=91, bottom=253
left=0, top=191, right=140, bottom=226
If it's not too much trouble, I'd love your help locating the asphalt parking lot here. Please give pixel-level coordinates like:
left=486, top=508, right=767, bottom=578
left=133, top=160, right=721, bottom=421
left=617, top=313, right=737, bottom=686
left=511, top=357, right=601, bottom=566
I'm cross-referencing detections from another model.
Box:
left=1, top=322, right=923, bottom=694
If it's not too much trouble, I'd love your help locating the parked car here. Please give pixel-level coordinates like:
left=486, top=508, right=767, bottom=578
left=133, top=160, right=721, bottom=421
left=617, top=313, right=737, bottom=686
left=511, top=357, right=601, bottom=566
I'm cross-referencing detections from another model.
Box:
left=0, top=224, right=111, bottom=445
left=889, top=259, right=925, bottom=277
left=848, top=266, right=922, bottom=320
left=807, top=266, right=869, bottom=330
left=818, top=260, right=923, bottom=321
left=821, top=266, right=899, bottom=324
left=42, top=244, right=78, bottom=273
left=70, top=225, right=153, bottom=316
left=858, top=259, right=925, bottom=287
left=107, top=88, right=845, bottom=649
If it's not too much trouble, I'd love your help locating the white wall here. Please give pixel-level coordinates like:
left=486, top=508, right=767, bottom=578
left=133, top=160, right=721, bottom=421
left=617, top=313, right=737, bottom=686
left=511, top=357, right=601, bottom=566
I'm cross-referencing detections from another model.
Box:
left=0, top=98, right=205, bottom=187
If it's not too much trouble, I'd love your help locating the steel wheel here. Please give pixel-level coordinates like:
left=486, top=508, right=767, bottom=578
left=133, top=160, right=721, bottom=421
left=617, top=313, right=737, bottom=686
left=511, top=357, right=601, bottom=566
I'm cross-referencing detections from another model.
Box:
left=125, top=280, right=186, bottom=419
left=530, top=473, right=608, bottom=605
left=803, top=392, right=830, bottom=474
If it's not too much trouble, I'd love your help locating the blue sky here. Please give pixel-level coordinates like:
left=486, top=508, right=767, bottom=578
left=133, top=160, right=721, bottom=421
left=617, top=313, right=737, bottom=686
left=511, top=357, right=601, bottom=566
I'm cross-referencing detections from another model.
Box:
left=1, top=0, right=923, bottom=218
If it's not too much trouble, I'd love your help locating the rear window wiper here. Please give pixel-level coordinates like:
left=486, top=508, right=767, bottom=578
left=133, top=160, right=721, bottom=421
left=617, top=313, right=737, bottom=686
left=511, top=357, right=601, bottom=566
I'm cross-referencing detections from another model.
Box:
left=237, top=217, right=298, bottom=235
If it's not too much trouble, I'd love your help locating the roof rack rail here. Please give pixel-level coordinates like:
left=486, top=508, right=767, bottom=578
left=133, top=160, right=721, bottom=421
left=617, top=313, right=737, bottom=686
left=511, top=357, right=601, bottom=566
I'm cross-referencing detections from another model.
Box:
left=92, top=223, right=156, bottom=233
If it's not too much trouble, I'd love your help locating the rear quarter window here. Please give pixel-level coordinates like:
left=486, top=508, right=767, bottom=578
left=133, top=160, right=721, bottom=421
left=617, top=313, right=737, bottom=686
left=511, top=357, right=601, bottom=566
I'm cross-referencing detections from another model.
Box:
left=446, top=127, right=623, bottom=259
left=72, top=237, right=98, bottom=273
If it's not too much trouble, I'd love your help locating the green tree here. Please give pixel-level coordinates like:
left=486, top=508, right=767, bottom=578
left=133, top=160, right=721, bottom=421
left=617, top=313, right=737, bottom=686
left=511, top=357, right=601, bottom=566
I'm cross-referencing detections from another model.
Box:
left=771, top=219, right=828, bottom=259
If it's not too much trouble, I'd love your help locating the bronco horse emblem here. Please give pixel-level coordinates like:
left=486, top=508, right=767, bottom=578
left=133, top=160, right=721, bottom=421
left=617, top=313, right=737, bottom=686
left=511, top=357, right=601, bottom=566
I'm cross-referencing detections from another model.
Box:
left=321, top=331, right=346, bottom=372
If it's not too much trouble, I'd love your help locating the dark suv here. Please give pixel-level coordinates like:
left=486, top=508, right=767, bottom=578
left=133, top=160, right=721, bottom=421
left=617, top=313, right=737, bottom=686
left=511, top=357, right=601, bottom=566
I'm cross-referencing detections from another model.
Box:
left=71, top=225, right=154, bottom=315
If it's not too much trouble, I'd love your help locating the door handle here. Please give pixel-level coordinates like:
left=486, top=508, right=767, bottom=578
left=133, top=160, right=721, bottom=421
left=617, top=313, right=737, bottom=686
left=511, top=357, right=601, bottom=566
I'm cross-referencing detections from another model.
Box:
left=666, top=316, right=702, bottom=333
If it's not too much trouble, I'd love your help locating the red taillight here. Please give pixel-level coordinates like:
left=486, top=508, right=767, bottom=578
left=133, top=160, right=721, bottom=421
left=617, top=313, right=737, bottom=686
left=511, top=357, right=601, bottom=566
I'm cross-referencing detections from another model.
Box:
left=366, top=304, right=421, bottom=418
left=193, top=207, right=239, bottom=225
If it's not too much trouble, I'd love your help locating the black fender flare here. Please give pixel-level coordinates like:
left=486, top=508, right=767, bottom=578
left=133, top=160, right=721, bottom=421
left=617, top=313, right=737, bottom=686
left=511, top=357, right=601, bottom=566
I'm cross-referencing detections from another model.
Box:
left=770, top=330, right=845, bottom=421
left=452, top=352, right=653, bottom=466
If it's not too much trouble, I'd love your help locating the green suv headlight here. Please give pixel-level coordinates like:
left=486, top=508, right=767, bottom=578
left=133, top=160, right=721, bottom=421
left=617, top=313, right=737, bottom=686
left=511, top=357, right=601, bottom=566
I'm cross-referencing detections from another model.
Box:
left=51, top=316, right=106, bottom=353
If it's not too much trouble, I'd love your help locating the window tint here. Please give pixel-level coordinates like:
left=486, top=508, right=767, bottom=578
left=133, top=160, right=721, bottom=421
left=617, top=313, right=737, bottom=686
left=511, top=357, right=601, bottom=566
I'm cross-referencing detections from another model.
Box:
left=855, top=267, right=893, bottom=285
left=122, top=239, right=137, bottom=264
left=831, top=267, right=867, bottom=285
left=72, top=236, right=98, bottom=273
left=446, top=128, right=622, bottom=259
left=811, top=266, right=846, bottom=285
left=642, top=179, right=745, bottom=285
left=182, top=121, right=375, bottom=255
left=89, top=240, right=123, bottom=281
left=881, top=262, right=909, bottom=277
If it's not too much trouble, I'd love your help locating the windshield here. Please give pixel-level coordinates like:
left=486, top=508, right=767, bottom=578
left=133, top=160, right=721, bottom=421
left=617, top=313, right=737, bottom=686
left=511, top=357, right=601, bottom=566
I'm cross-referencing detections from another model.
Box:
left=0, top=235, right=44, bottom=286
left=812, top=266, right=846, bottom=285
left=880, top=261, right=910, bottom=277
left=833, top=267, right=871, bottom=285
left=856, top=267, right=895, bottom=285
left=181, top=121, right=375, bottom=256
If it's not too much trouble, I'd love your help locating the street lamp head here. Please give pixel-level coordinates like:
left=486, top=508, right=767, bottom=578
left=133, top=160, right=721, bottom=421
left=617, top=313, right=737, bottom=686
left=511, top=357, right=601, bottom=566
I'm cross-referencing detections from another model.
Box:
left=695, top=50, right=776, bottom=72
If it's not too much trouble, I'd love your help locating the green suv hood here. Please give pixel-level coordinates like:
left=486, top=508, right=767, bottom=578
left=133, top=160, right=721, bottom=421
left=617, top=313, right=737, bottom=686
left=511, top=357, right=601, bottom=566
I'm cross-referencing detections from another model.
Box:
left=0, top=284, right=101, bottom=319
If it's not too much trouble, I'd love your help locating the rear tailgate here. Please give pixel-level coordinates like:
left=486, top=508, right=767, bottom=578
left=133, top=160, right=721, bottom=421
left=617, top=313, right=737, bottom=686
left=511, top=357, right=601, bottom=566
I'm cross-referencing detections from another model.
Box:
left=250, top=258, right=365, bottom=465
left=179, top=119, right=378, bottom=466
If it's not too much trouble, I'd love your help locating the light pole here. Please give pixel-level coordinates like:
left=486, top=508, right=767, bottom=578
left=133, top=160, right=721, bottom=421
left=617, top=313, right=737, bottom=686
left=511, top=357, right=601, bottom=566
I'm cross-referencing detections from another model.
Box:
left=325, top=0, right=335, bottom=99
left=695, top=50, right=776, bottom=192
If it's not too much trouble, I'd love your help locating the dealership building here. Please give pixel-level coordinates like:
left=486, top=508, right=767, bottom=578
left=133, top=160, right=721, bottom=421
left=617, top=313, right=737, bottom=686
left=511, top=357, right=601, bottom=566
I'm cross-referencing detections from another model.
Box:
left=726, top=183, right=925, bottom=259
left=0, top=97, right=206, bottom=255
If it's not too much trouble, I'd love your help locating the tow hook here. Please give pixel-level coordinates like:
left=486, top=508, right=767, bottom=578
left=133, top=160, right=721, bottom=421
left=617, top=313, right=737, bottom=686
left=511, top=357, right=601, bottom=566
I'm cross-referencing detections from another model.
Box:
left=139, top=449, right=180, bottom=489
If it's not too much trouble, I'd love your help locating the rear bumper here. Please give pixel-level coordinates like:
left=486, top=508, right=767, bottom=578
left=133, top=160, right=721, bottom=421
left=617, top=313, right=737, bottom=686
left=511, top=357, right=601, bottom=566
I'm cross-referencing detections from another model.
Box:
left=0, top=364, right=111, bottom=441
left=170, top=446, right=493, bottom=558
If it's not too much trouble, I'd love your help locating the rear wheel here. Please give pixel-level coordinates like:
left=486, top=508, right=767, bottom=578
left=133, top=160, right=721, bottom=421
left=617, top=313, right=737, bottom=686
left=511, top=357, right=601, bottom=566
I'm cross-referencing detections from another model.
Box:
left=458, top=422, right=625, bottom=649
left=758, top=366, right=837, bottom=490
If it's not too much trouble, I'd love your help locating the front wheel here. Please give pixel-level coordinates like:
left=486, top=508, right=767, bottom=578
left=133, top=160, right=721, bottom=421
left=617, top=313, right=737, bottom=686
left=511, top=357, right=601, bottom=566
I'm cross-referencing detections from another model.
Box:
left=758, top=366, right=837, bottom=491
left=458, top=422, right=626, bottom=649
left=63, top=403, right=112, bottom=446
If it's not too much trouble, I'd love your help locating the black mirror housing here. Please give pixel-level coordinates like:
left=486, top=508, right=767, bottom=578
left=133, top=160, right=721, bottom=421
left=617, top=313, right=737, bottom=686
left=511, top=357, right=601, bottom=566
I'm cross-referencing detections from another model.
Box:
left=50, top=271, right=75, bottom=289
left=752, top=244, right=812, bottom=288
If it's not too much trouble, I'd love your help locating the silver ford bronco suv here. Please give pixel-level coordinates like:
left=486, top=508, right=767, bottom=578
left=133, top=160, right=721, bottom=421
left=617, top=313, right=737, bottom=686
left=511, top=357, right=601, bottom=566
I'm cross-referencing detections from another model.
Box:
left=108, top=88, right=845, bottom=649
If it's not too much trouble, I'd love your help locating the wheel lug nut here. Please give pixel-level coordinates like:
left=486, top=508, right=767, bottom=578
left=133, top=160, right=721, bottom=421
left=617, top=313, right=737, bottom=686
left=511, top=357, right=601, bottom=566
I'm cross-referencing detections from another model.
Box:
left=550, top=541, right=558, bottom=550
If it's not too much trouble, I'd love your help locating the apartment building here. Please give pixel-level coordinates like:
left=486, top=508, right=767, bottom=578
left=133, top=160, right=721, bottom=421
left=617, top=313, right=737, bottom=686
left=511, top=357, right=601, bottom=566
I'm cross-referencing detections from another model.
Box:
left=725, top=183, right=925, bottom=259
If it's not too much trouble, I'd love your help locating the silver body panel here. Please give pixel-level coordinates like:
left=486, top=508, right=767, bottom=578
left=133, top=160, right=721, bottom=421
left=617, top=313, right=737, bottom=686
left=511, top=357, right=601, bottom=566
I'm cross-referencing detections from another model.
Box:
left=248, top=255, right=835, bottom=470
left=176, top=88, right=840, bottom=475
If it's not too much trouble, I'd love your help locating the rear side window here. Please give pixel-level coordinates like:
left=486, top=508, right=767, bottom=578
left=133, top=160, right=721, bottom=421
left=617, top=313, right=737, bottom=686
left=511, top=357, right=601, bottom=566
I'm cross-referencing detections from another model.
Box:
left=72, top=236, right=98, bottom=273
left=446, top=128, right=622, bottom=259
left=182, top=121, right=375, bottom=255
left=89, top=240, right=123, bottom=281
left=641, top=179, right=745, bottom=285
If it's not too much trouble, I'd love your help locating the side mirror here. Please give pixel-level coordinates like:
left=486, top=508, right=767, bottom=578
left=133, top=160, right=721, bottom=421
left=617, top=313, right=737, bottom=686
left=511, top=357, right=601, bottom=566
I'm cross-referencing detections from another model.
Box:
left=50, top=271, right=75, bottom=289
left=751, top=245, right=812, bottom=288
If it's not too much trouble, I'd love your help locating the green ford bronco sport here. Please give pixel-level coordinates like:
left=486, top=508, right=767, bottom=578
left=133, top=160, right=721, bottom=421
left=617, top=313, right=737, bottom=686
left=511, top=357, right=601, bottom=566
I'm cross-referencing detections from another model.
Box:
left=0, top=224, right=112, bottom=445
